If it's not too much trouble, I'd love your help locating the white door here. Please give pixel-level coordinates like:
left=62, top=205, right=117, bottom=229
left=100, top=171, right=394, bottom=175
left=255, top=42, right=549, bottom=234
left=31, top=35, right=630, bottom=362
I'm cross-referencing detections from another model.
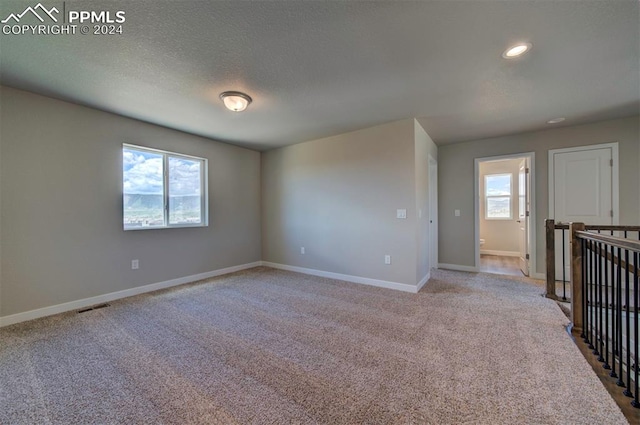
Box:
left=518, top=159, right=530, bottom=276
left=551, top=146, right=615, bottom=279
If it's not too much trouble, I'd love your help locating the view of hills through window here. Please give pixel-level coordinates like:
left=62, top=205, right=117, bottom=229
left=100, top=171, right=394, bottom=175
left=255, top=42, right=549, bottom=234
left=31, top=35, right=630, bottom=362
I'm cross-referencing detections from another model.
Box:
left=123, top=146, right=204, bottom=229
left=485, top=173, right=511, bottom=219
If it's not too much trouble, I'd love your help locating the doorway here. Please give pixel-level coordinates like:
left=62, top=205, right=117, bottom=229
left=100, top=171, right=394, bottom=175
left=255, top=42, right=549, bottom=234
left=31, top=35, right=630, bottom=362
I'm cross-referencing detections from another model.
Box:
left=474, top=153, right=535, bottom=277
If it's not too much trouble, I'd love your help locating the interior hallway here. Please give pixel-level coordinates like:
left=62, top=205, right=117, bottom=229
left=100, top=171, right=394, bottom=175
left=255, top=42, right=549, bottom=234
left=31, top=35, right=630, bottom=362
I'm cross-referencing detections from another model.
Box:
left=479, top=254, right=523, bottom=276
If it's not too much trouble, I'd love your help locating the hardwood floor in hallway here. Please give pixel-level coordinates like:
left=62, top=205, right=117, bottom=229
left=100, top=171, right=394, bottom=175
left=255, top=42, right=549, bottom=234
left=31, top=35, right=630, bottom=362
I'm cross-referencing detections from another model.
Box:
left=479, top=254, right=524, bottom=276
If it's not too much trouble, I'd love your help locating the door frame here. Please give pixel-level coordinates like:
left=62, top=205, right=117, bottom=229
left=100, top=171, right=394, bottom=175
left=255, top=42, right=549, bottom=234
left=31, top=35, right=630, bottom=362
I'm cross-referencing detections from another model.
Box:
left=517, top=158, right=530, bottom=276
left=474, top=152, right=537, bottom=277
left=548, top=142, right=619, bottom=225
left=428, top=155, right=438, bottom=269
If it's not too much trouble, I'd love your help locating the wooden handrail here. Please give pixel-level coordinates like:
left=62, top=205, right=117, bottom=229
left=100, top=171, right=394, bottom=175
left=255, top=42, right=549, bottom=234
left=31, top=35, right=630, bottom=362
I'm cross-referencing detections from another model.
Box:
left=585, top=225, right=640, bottom=231
left=554, top=222, right=640, bottom=232
left=575, top=230, right=640, bottom=254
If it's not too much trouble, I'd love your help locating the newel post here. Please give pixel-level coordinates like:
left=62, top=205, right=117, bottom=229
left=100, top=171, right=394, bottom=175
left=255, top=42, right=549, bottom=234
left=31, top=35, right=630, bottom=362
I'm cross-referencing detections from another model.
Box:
left=545, top=219, right=557, bottom=299
left=569, top=222, right=585, bottom=333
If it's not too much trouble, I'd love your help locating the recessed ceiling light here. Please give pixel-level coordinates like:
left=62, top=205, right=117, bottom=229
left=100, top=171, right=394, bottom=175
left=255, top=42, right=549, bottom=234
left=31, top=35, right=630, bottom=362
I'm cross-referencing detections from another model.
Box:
left=502, top=43, right=532, bottom=58
left=220, top=91, right=252, bottom=112
left=547, top=117, right=566, bottom=124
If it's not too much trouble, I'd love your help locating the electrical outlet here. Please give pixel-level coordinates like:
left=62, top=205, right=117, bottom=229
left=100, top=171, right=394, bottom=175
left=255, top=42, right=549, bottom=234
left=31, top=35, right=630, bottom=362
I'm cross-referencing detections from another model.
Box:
left=454, top=209, right=461, bottom=217
left=301, top=247, right=305, bottom=254
left=384, top=255, right=391, bottom=265
left=131, top=259, right=139, bottom=270
left=396, top=209, right=407, bottom=219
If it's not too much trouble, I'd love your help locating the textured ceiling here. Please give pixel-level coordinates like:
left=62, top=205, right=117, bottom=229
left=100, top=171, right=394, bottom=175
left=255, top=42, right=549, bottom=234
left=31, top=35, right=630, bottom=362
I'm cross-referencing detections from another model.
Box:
left=1, top=1, right=638, bottom=150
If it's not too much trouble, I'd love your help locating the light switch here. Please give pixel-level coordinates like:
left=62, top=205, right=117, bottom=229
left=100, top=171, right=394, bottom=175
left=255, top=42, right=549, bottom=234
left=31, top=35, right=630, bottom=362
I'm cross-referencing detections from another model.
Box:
left=455, top=209, right=461, bottom=217
left=397, top=209, right=407, bottom=219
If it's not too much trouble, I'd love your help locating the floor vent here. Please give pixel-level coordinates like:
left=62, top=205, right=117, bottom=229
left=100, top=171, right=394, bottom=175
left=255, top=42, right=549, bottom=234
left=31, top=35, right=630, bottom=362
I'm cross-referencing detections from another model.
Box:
left=77, top=303, right=110, bottom=314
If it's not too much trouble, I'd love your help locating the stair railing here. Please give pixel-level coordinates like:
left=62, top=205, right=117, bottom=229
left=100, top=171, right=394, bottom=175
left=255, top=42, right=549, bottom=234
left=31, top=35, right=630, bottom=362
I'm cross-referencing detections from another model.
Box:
left=544, top=219, right=640, bottom=302
left=569, top=222, right=639, bottom=409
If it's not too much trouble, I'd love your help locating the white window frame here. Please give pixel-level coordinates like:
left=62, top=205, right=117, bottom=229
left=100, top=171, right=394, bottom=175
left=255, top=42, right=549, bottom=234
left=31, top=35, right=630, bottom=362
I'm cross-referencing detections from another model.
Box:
left=484, top=173, right=512, bottom=220
left=123, top=144, right=208, bottom=230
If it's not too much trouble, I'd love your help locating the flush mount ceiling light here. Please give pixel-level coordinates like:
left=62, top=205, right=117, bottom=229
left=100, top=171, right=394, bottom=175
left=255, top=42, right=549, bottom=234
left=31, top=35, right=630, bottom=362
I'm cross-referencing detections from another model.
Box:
left=502, top=43, right=532, bottom=58
left=547, top=117, right=566, bottom=124
left=219, top=91, right=252, bottom=112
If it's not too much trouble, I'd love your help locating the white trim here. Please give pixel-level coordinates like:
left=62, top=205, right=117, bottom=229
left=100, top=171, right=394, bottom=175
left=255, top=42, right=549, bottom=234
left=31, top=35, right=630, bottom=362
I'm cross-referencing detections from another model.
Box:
left=438, top=263, right=479, bottom=273
left=480, top=250, right=520, bottom=257
left=417, top=272, right=431, bottom=292
left=475, top=152, right=536, bottom=277
left=0, top=262, right=262, bottom=327
left=262, top=262, right=419, bottom=293
left=428, top=155, right=438, bottom=269
left=531, top=272, right=546, bottom=280
left=548, top=142, right=619, bottom=225
left=475, top=159, right=480, bottom=272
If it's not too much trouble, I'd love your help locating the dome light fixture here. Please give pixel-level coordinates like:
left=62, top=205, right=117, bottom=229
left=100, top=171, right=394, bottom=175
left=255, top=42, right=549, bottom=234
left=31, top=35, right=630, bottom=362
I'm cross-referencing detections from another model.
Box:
left=502, top=43, right=532, bottom=59
left=220, top=91, right=252, bottom=112
left=547, top=117, right=566, bottom=124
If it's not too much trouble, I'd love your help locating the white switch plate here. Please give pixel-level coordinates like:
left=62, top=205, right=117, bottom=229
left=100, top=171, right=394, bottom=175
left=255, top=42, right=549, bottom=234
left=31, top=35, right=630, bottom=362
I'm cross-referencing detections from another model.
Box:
left=300, top=247, right=305, bottom=254
left=131, top=259, right=139, bottom=270
left=384, top=255, right=391, bottom=265
left=455, top=209, right=461, bottom=217
left=396, top=209, right=407, bottom=219
left=418, top=209, right=422, bottom=218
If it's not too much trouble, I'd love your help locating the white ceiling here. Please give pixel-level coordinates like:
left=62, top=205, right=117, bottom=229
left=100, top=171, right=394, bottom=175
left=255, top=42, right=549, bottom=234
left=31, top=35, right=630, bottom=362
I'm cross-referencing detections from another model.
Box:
left=1, top=1, right=638, bottom=150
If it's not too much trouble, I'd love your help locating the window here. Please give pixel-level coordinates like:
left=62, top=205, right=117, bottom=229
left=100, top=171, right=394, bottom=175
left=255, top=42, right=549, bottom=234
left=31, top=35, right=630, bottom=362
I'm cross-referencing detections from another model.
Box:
left=123, top=144, right=207, bottom=230
left=485, top=173, right=512, bottom=219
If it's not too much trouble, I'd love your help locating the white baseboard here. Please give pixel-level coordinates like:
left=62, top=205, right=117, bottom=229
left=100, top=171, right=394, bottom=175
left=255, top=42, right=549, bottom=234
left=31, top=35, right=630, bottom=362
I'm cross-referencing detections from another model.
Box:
left=0, top=261, right=262, bottom=328
left=480, top=250, right=520, bottom=257
left=531, top=272, right=546, bottom=280
left=438, top=263, right=479, bottom=273
left=262, top=262, right=420, bottom=293
left=416, top=272, right=431, bottom=292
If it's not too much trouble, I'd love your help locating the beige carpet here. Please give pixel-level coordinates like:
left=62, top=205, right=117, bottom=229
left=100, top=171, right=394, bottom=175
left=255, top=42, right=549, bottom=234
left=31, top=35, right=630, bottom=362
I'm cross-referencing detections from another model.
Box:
left=0, top=267, right=627, bottom=424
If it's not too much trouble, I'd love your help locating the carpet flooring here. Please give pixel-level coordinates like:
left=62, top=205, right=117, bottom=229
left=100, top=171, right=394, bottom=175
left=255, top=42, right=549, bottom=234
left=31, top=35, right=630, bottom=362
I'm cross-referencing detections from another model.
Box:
left=0, top=267, right=628, bottom=424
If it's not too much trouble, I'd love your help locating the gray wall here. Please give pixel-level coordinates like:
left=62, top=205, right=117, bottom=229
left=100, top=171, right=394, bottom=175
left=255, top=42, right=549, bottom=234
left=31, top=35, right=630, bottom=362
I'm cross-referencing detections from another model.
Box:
left=2, top=85, right=633, bottom=317
left=439, top=116, right=640, bottom=273
left=0, top=94, right=2, bottom=315
left=479, top=159, right=521, bottom=253
left=261, top=119, right=423, bottom=286
left=0, top=87, right=261, bottom=317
